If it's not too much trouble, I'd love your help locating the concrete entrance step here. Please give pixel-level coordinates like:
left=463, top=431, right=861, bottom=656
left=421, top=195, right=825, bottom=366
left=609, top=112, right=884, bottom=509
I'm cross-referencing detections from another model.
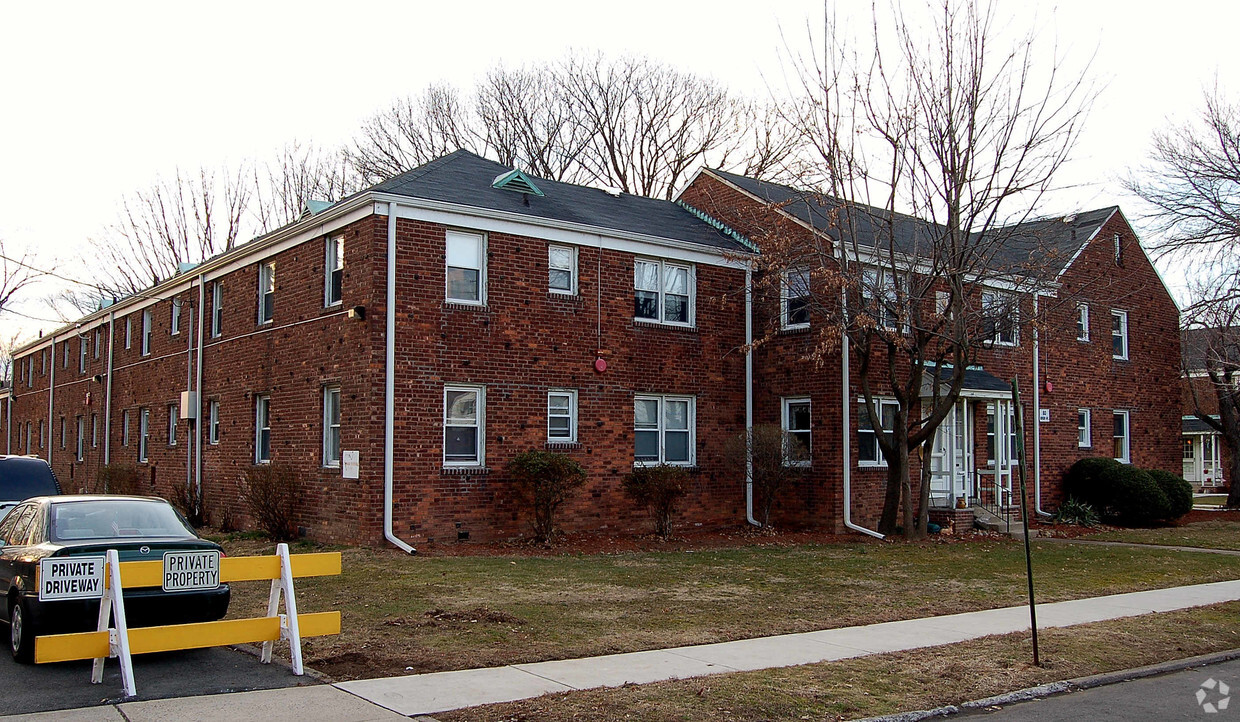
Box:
left=972, top=505, right=1035, bottom=539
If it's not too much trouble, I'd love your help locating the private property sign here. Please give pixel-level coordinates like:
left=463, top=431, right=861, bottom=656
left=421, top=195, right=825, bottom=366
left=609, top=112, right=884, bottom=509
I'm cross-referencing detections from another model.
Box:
left=39, top=557, right=105, bottom=601
left=162, top=550, right=220, bottom=592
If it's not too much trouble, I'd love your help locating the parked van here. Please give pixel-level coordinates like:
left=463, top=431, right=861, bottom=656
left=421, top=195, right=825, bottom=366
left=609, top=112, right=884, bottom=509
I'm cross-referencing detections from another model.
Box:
left=0, top=456, right=62, bottom=522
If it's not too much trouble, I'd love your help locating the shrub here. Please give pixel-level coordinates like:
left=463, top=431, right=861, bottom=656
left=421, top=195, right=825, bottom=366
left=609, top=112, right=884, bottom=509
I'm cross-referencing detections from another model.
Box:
left=1109, top=468, right=1170, bottom=525
left=1063, top=457, right=1174, bottom=526
left=1146, top=469, right=1194, bottom=520
left=241, top=463, right=299, bottom=541
left=1052, top=497, right=1100, bottom=527
left=1062, top=457, right=1125, bottom=511
left=170, top=483, right=207, bottom=529
left=723, top=424, right=806, bottom=529
left=623, top=464, right=689, bottom=540
left=93, top=464, right=143, bottom=496
left=507, top=450, right=588, bottom=543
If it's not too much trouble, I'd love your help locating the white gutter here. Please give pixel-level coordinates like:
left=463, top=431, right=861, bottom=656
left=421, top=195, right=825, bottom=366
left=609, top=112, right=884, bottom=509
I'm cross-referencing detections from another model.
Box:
left=384, top=202, right=416, bottom=555
left=195, top=276, right=205, bottom=503
left=842, top=335, right=884, bottom=539
left=744, top=264, right=759, bottom=527
left=104, top=313, right=115, bottom=466
left=1032, top=295, right=1050, bottom=517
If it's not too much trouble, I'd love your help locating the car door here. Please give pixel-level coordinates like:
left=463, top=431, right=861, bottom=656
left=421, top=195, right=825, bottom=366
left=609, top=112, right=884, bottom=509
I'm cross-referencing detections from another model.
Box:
left=0, top=503, right=37, bottom=594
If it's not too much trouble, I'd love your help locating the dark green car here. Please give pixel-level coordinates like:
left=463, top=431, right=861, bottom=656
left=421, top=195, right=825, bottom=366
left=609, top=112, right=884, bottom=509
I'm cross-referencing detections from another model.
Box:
left=0, top=495, right=230, bottom=662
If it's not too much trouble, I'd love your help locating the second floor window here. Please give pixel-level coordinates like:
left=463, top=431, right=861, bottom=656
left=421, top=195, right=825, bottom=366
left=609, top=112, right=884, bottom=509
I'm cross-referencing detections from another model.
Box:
left=259, top=262, right=276, bottom=324
left=325, top=236, right=344, bottom=306
left=782, top=269, right=811, bottom=330
left=1076, top=303, right=1090, bottom=341
left=634, top=259, right=692, bottom=325
left=1112, top=310, right=1128, bottom=360
left=446, top=230, right=485, bottom=304
left=982, top=291, right=1018, bottom=346
left=208, top=400, right=220, bottom=445
left=141, top=310, right=152, bottom=356
left=124, top=316, right=132, bottom=349
left=548, top=245, right=576, bottom=294
left=211, top=282, right=224, bottom=338
left=79, top=337, right=87, bottom=373
left=171, top=299, right=181, bottom=335
left=168, top=404, right=178, bottom=446
left=139, top=408, right=150, bottom=462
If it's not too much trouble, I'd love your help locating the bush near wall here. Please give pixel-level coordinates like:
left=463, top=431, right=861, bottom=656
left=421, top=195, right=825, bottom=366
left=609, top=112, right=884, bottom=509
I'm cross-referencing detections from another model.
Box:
left=1063, top=458, right=1192, bottom=525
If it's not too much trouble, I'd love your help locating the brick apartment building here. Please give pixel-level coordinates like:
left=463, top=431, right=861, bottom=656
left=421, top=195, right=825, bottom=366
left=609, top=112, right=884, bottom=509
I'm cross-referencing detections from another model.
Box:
left=2, top=150, right=1181, bottom=545
left=1181, top=327, right=1234, bottom=491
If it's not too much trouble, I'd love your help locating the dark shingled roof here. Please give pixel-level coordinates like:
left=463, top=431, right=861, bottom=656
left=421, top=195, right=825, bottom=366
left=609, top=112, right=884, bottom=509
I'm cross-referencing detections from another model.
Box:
left=1182, top=326, right=1240, bottom=372
left=368, top=150, right=749, bottom=253
left=923, top=365, right=1013, bottom=396
left=708, top=169, right=1116, bottom=278
left=1183, top=415, right=1221, bottom=434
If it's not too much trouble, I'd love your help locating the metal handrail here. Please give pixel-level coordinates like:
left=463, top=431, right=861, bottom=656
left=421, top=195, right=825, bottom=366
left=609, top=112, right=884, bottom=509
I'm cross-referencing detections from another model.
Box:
left=975, top=468, right=1014, bottom=532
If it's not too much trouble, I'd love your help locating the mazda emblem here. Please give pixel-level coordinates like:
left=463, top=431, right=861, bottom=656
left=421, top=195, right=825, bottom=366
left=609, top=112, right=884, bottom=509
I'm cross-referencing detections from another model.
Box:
left=139, top=546, right=151, bottom=555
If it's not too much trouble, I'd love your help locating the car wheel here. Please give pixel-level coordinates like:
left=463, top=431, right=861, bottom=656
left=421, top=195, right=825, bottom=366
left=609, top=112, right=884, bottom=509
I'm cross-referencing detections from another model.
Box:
left=10, top=598, right=35, bottom=663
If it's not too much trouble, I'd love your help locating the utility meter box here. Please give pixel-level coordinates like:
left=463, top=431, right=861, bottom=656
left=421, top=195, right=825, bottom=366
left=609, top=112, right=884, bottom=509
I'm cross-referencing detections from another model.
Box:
left=180, top=391, right=199, bottom=420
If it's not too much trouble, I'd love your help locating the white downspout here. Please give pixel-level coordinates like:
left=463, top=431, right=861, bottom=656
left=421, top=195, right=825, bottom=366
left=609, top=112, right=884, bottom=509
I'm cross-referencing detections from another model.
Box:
left=104, top=313, right=115, bottom=466
left=384, top=202, right=416, bottom=554
left=842, top=334, right=884, bottom=538
left=1032, top=294, right=1050, bottom=517
left=47, top=339, right=55, bottom=467
left=195, top=276, right=205, bottom=502
left=744, top=263, right=759, bottom=527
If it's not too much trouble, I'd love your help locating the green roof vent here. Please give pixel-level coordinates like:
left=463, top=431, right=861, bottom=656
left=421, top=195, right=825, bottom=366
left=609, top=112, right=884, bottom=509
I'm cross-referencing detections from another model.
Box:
left=492, top=169, right=544, bottom=197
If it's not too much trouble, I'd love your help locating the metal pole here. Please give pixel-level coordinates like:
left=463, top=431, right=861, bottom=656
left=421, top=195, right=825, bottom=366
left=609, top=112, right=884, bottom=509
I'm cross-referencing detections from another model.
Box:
left=1011, top=377, right=1040, bottom=666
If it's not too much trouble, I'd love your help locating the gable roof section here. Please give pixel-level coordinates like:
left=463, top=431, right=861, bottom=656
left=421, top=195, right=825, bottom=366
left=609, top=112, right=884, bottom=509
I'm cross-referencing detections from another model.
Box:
left=1183, top=326, right=1240, bottom=372
left=371, top=150, right=748, bottom=253
left=703, top=168, right=1116, bottom=279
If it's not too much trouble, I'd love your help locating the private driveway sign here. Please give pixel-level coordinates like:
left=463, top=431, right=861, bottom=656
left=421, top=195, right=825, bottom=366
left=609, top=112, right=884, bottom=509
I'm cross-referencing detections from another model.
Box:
left=39, top=557, right=105, bottom=600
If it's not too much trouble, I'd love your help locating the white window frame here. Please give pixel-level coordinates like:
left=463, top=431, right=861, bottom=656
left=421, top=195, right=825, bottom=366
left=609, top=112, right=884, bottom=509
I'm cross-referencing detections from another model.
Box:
left=548, top=244, right=577, bottom=295
left=325, top=236, right=344, bottom=307
left=781, top=268, right=811, bottom=330
left=1111, top=310, right=1129, bottom=360
left=141, top=309, right=152, bottom=356
left=79, top=337, right=87, bottom=373
left=259, top=261, right=276, bottom=325
left=93, top=329, right=101, bottom=358
left=122, top=409, right=130, bottom=447
left=62, top=342, right=69, bottom=368
left=75, top=416, right=84, bottom=461
left=208, top=400, right=220, bottom=445
left=445, top=230, right=486, bottom=305
left=91, top=413, right=97, bottom=448
left=168, top=404, right=178, bottom=447
left=139, top=408, right=149, bottom=462
left=633, top=258, right=695, bottom=327
left=547, top=389, right=578, bottom=444
left=985, top=403, right=1019, bottom=467
left=255, top=394, right=272, bottom=463
left=211, top=281, right=224, bottom=338
left=858, top=398, right=899, bottom=467
left=443, top=384, right=485, bottom=467
left=59, top=416, right=66, bottom=449
left=1113, top=410, right=1131, bottom=464
left=861, top=268, right=901, bottom=331
left=982, top=291, right=1019, bottom=346
left=323, top=386, right=341, bottom=468
left=633, top=394, right=696, bottom=466
left=170, top=299, right=181, bottom=336
left=1076, top=303, right=1090, bottom=341
left=1077, top=408, right=1091, bottom=448
left=124, top=316, right=132, bottom=349
left=782, top=396, right=812, bottom=467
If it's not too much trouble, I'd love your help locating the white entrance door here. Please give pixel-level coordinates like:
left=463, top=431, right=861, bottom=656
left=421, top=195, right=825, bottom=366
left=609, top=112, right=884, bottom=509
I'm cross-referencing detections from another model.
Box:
left=929, top=401, right=972, bottom=506
left=990, top=399, right=1016, bottom=507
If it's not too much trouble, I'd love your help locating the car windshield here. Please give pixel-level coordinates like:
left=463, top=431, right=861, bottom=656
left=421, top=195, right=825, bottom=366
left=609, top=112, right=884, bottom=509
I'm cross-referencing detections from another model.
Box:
left=0, top=459, right=59, bottom=501
left=49, top=500, right=196, bottom=542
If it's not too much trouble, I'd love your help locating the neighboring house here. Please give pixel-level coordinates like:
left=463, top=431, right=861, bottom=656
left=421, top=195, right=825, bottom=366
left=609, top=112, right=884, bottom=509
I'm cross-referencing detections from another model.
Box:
left=677, top=169, right=1181, bottom=532
left=1182, top=327, right=1234, bottom=491
left=4, top=151, right=1183, bottom=544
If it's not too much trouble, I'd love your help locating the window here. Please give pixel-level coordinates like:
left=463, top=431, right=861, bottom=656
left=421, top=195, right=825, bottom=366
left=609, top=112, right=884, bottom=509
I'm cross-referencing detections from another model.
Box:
left=547, top=390, right=577, bottom=443
left=208, top=400, right=220, bottom=445
left=861, top=269, right=901, bottom=330
left=323, top=386, right=341, bottom=467
left=41, top=349, right=46, bottom=375
left=1184, top=438, right=1195, bottom=461
left=171, top=299, right=181, bottom=335
left=1111, top=310, right=1128, bottom=360
left=255, top=395, right=271, bottom=463
left=24, top=422, right=30, bottom=454
left=982, top=292, right=1018, bottom=345
left=62, top=341, right=69, bottom=368
left=124, top=316, right=132, bottom=349
left=59, top=417, right=65, bottom=449
left=168, top=404, right=178, bottom=446
left=259, top=262, right=276, bottom=324
left=634, top=395, right=695, bottom=465
left=91, top=413, right=98, bottom=448
left=858, top=399, right=898, bottom=466
left=444, top=385, right=484, bottom=466
left=38, top=419, right=44, bottom=449
left=325, top=236, right=344, bottom=306
left=1114, top=233, right=1123, bottom=265
left=1076, top=303, right=1090, bottom=341
left=25, top=357, right=32, bottom=387
left=1077, top=409, right=1091, bottom=448
left=139, top=408, right=149, bottom=462
left=211, top=282, right=223, bottom=338
left=79, top=337, right=87, bottom=373
left=634, top=259, right=693, bottom=325
left=782, top=397, right=812, bottom=466
left=445, top=230, right=485, bottom=304
left=781, top=269, right=811, bottom=330
left=75, top=416, right=84, bottom=461
left=141, top=309, right=152, bottom=356
left=986, top=404, right=1019, bottom=466
left=1113, top=410, right=1130, bottom=463
left=548, top=244, right=576, bottom=294
left=94, top=329, right=101, bottom=358
left=122, top=410, right=130, bottom=447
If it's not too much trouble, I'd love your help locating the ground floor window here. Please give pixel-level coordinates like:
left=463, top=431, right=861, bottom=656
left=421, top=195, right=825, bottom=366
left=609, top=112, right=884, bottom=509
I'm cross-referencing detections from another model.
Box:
left=634, top=395, right=695, bottom=465
left=858, top=399, right=898, bottom=466
left=547, top=390, right=577, bottom=443
left=1113, top=410, right=1130, bottom=464
left=444, top=385, right=484, bottom=466
left=323, top=386, right=341, bottom=467
left=1077, top=408, right=1091, bottom=448
left=255, top=395, right=271, bottom=463
left=782, top=397, right=811, bottom=466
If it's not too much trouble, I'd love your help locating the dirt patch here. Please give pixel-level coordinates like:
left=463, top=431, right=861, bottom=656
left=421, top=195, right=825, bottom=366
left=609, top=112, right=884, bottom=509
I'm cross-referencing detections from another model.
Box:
left=405, top=607, right=525, bottom=628
left=412, top=527, right=869, bottom=557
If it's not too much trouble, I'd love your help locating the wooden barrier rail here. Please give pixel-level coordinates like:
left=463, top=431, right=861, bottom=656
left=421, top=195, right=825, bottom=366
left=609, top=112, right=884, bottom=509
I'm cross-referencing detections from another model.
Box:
left=34, top=543, right=342, bottom=698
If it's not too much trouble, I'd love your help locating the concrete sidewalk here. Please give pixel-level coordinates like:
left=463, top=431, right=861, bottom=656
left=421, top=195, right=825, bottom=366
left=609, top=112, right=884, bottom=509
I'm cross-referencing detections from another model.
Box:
left=5, top=579, right=1240, bottom=721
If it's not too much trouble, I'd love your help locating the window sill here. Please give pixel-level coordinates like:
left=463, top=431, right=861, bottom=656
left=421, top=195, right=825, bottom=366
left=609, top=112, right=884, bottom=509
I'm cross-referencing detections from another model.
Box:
left=633, top=462, right=698, bottom=469
left=441, top=466, right=490, bottom=476
left=544, top=441, right=581, bottom=450
left=857, top=462, right=887, bottom=469
left=779, top=325, right=810, bottom=335
left=444, top=301, right=488, bottom=312
left=632, top=319, right=697, bottom=332
left=548, top=291, right=578, bottom=300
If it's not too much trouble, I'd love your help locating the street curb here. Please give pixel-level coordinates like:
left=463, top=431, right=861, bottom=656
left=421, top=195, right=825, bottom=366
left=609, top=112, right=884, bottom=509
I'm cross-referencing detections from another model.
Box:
left=852, top=648, right=1240, bottom=722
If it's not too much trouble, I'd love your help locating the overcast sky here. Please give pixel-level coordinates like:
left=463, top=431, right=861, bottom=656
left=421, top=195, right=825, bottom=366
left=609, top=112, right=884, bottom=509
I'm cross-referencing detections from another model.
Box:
left=2, top=0, right=1237, bottom=340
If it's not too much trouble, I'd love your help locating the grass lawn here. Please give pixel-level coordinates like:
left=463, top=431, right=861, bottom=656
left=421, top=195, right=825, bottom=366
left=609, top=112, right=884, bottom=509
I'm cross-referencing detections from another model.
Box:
left=437, top=601, right=1240, bottom=722
left=217, top=533, right=1240, bottom=681
left=1083, top=519, right=1240, bottom=551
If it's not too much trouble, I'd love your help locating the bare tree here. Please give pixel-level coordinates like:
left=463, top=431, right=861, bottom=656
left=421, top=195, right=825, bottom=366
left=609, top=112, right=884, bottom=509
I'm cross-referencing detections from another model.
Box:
left=0, top=239, right=48, bottom=319
left=1183, top=300, right=1240, bottom=508
left=251, top=140, right=364, bottom=233
left=747, top=0, right=1092, bottom=536
left=348, top=84, right=480, bottom=184
left=0, top=330, right=27, bottom=388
